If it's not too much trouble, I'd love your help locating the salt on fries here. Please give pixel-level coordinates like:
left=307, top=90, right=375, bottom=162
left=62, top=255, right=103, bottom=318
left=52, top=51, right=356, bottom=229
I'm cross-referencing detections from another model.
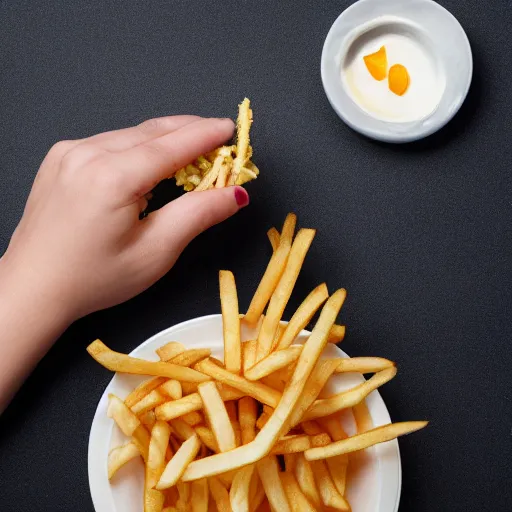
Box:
left=88, top=213, right=427, bottom=511
left=175, top=98, right=258, bottom=191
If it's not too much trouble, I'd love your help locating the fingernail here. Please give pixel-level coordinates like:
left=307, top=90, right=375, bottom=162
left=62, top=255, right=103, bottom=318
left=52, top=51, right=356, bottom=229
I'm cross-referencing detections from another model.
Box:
left=234, top=186, right=250, bottom=208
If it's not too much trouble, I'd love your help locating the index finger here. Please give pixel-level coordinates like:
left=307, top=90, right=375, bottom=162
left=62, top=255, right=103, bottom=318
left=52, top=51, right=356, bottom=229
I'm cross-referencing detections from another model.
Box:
left=111, top=118, right=235, bottom=200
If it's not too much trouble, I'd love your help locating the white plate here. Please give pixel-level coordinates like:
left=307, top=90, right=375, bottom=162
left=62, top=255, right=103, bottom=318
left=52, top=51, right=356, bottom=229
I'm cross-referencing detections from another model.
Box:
left=88, top=315, right=401, bottom=512
left=321, top=0, right=472, bottom=142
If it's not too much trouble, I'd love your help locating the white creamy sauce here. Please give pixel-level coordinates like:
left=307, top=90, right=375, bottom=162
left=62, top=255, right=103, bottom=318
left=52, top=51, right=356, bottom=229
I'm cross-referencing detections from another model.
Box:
left=343, top=32, right=444, bottom=123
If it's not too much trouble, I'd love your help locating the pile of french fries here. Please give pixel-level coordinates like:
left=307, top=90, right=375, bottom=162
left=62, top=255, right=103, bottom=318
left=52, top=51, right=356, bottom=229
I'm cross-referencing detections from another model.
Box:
left=174, top=98, right=259, bottom=191
left=88, top=213, right=427, bottom=512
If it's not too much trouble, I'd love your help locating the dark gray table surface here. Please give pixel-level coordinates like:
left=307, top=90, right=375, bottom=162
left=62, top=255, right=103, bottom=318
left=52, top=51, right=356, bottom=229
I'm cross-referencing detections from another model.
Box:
left=1, top=1, right=511, bottom=511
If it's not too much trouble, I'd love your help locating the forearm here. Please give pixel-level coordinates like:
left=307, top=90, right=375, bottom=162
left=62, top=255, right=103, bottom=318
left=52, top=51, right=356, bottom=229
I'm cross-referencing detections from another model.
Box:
left=0, top=257, right=72, bottom=413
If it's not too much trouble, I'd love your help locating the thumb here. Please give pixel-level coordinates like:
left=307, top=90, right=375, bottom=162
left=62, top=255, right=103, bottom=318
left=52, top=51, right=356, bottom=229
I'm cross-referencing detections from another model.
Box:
left=146, top=186, right=249, bottom=252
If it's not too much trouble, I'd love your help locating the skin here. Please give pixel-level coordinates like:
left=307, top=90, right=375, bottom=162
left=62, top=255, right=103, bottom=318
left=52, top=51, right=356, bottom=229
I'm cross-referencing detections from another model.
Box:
left=0, top=115, right=249, bottom=413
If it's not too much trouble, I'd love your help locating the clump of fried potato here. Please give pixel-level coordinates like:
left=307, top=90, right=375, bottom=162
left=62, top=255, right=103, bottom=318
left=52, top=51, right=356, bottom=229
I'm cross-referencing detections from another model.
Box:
left=174, top=98, right=259, bottom=191
left=88, top=213, right=427, bottom=512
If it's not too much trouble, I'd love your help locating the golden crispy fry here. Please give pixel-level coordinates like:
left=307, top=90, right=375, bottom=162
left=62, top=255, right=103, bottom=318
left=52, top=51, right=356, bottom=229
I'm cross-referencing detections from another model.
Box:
left=244, top=214, right=296, bottom=325
left=176, top=481, right=191, bottom=512
left=132, top=425, right=151, bottom=462
left=181, top=290, right=346, bottom=482
left=225, top=400, right=238, bottom=422
left=260, top=374, right=285, bottom=392
left=147, top=421, right=173, bottom=489
left=229, top=464, right=254, bottom=512
left=295, top=454, right=322, bottom=509
left=310, top=459, right=350, bottom=511
left=87, top=340, right=209, bottom=383
left=256, top=457, right=292, bottom=512
left=267, top=227, right=280, bottom=252
left=317, top=416, right=349, bottom=496
left=191, top=478, right=209, bottom=512
left=220, top=270, right=242, bottom=374
left=335, top=357, right=395, bottom=374
left=230, top=98, right=253, bottom=185
left=352, top=400, right=374, bottom=433
left=239, top=397, right=258, bottom=444
left=288, top=358, right=342, bottom=428
left=302, top=366, right=397, bottom=421
left=169, top=349, right=212, bottom=367
left=145, top=487, right=165, bottom=512
left=209, top=476, right=232, bottom=512
left=199, top=381, right=237, bottom=453
left=214, top=152, right=233, bottom=189
left=195, top=426, right=219, bottom=452
left=196, top=146, right=231, bottom=192
left=284, top=453, right=298, bottom=472
left=255, top=229, right=316, bottom=361
left=132, top=389, right=168, bottom=416
left=156, top=342, right=186, bottom=362
left=327, top=324, right=346, bottom=344
left=275, top=283, right=329, bottom=351
left=155, top=385, right=244, bottom=422
left=244, top=346, right=302, bottom=381
left=249, top=472, right=266, bottom=512
left=125, top=377, right=168, bottom=408
left=242, top=340, right=258, bottom=374
left=279, top=472, right=316, bottom=512
left=301, top=421, right=324, bottom=436
left=306, top=421, right=429, bottom=461
left=107, top=442, right=141, bottom=480
left=156, top=434, right=201, bottom=490
left=108, top=394, right=141, bottom=436
left=270, top=435, right=310, bottom=455
left=232, top=420, right=242, bottom=447
left=182, top=411, right=204, bottom=427
left=255, top=412, right=270, bottom=430
left=168, top=435, right=181, bottom=454
left=170, top=418, right=197, bottom=441
left=217, top=469, right=237, bottom=489
left=140, top=411, right=157, bottom=430
left=195, top=359, right=281, bottom=408
left=181, top=382, right=199, bottom=395
left=159, top=380, right=183, bottom=400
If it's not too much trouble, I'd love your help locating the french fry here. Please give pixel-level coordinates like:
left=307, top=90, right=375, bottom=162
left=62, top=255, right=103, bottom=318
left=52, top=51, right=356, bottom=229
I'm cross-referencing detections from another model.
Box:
left=267, top=227, right=280, bottom=252
left=284, top=453, right=298, bottom=472
left=352, top=400, right=374, bottom=433
left=302, top=366, right=397, bottom=421
left=107, top=442, right=141, bottom=480
left=133, top=425, right=152, bottom=462
left=198, top=381, right=237, bottom=453
left=195, top=359, right=281, bottom=408
left=159, top=380, right=183, bottom=400
left=140, top=411, right=157, bottom=430
left=275, top=283, right=329, bottom=351
left=144, top=487, right=165, bottom=512
left=156, top=342, right=186, bottom=362
left=182, top=411, right=204, bottom=427
left=195, top=426, right=219, bottom=452
left=306, top=421, right=428, bottom=460
left=191, top=478, right=209, bottom=512
left=196, top=146, right=231, bottom=192
left=176, top=481, right=191, bottom=512
left=156, top=434, right=201, bottom=490
left=255, top=412, right=270, bottom=430
left=181, top=382, right=199, bottom=395
left=108, top=394, right=141, bottom=436
left=327, top=325, right=346, bottom=344
left=229, top=464, right=254, bottom=512
left=181, top=289, right=346, bottom=482
left=217, top=469, right=238, bottom=489
left=242, top=340, right=258, bottom=374
left=163, top=507, right=178, bottom=512
left=147, top=421, right=172, bottom=489
left=249, top=472, right=266, bottom=512
left=225, top=401, right=238, bottom=422
left=220, top=270, right=242, bottom=374
left=87, top=340, right=210, bottom=383
left=335, top=357, right=395, bottom=374
left=288, top=358, right=341, bottom=428
left=310, top=459, right=350, bottom=511
left=170, top=418, right=196, bottom=441
left=255, top=229, right=316, bottom=361
left=244, top=346, right=303, bottom=381
left=132, top=389, right=168, bottom=416
left=301, top=421, right=324, bottom=436
left=209, top=476, right=232, bottom=512
left=260, top=374, right=285, bottom=392
left=256, top=457, right=291, bottom=512
left=169, top=349, right=212, bottom=367
left=270, top=435, right=311, bottom=455
left=279, top=472, right=316, bottom=512
left=125, top=377, right=168, bottom=408
left=229, top=98, right=253, bottom=185
left=239, top=397, right=258, bottom=444
left=169, top=435, right=181, bottom=454
left=244, top=214, right=296, bottom=325
left=232, top=420, right=242, bottom=447
left=317, top=416, right=349, bottom=496
left=295, top=454, right=322, bottom=509
left=155, top=385, right=244, bottom=422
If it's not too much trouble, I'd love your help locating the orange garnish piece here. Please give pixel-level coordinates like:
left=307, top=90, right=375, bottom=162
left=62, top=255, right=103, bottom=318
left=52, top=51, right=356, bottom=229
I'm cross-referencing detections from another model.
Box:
left=388, top=64, right=410, bottom=96
left=363, top=46, right=388, bottom=81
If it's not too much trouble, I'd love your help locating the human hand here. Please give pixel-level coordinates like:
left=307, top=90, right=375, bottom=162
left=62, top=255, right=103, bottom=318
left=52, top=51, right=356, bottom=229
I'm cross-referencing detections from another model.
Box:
left=0, top=116, right=249, bottom=323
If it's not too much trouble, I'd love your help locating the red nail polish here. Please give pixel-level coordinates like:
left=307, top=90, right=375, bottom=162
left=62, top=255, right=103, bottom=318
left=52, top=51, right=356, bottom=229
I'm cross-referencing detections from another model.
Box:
left=234, top=186, right=249, bottom=207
